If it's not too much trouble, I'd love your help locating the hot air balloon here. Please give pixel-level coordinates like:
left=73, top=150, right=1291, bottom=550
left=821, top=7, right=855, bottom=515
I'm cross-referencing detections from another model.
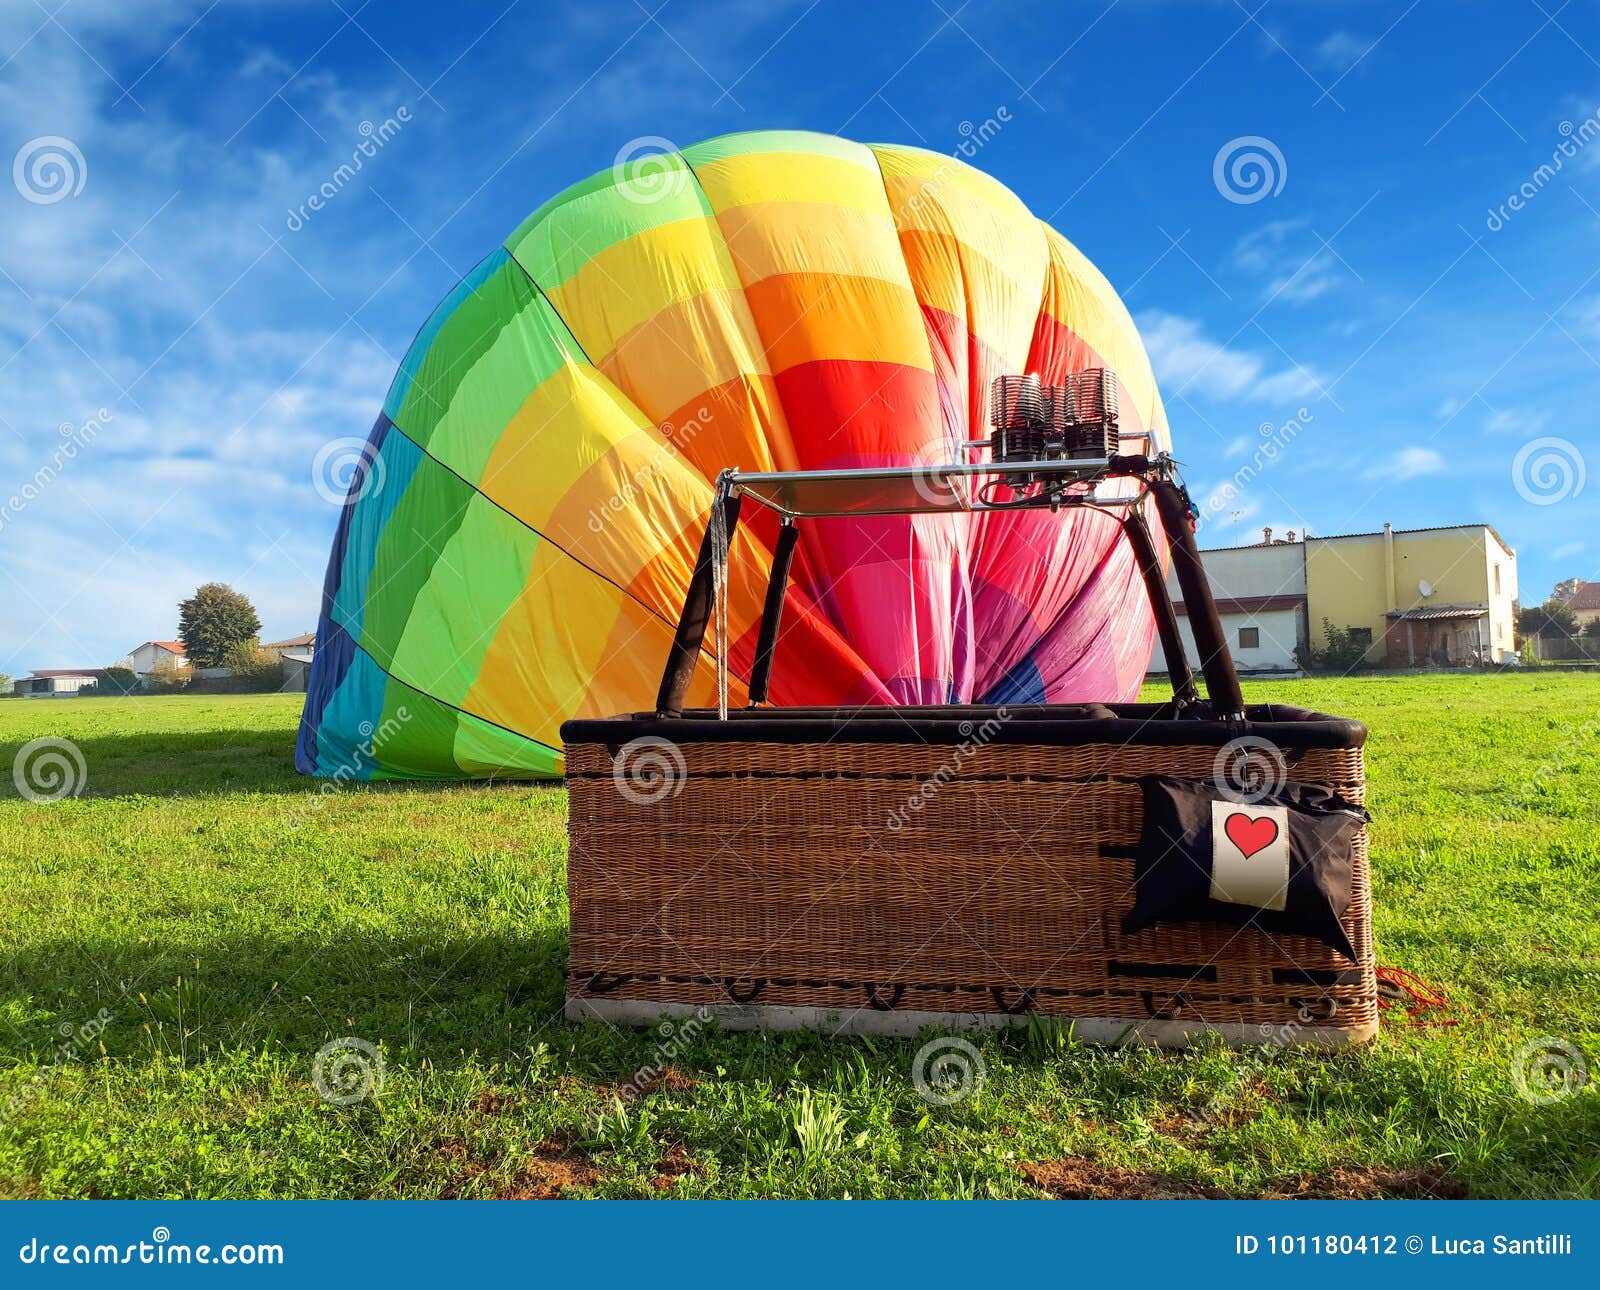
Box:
left=296, top=129, right=1172, bottom=781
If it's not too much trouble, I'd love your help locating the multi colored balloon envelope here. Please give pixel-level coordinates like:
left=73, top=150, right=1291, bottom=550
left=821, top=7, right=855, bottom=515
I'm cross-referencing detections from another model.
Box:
left=297, top=130, right=1172, bottom=781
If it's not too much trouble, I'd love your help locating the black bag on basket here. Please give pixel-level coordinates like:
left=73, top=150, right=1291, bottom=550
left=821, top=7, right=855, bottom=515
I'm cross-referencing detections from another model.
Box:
left=1123, top=774, right=1368, bottom=962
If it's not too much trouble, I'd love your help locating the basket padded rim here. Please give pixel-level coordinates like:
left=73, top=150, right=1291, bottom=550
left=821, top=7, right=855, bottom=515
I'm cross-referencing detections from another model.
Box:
left=561, top=702, right=1366, bottom=751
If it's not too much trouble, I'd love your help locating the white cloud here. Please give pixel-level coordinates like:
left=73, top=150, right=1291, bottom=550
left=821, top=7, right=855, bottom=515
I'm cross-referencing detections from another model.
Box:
left=1570, top=294, right=1600, bottom=337
left=1233, top=220, right=1342, bottom=306
left=1372, top=446, right=1445, bottom=481
left=1314, top=30, right=1374, bottom=73
left=1137, top=310, right=1325, bottom=404
left=1484, top=407, right=1551, bottom=436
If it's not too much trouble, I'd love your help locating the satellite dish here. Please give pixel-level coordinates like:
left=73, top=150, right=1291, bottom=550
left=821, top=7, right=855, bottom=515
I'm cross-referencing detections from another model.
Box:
left=1418, top=579, right=1435, bottom=598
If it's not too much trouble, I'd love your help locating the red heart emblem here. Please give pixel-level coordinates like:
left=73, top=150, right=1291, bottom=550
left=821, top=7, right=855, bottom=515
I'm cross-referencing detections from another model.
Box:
left=1224, top=812, right=1279, bottom=860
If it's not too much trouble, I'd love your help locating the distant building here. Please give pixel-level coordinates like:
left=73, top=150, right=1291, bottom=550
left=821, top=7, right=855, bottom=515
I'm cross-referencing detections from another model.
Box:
left=1307, top=523, right=1517, bottom=666
left=1561, top=581, right=1600, bottom=631
left=261, top=632, right=315, bottom=662
left=128, top=639, right=187, bottom=676
left=13, top=669, right=102, bottom=697
left=1152, top=520, right=1519, bottom=675
left=279, top=650, right=314, bottom=692
left=1164, top=538, right=1307, bottom=674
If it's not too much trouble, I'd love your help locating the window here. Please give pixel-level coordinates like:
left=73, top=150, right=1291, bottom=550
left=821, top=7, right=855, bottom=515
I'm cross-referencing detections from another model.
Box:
left=1494, top=564, right=1502, bottom=594
left=1238, top=626, right=1260, bottom=649
left=1349, top=627, right=1373, bottom=647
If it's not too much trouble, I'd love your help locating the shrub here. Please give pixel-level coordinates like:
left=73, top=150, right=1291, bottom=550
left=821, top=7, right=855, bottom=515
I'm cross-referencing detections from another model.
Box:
left=215, top=641, right=284, bottom=693
left=1296, top=618, right=1372, bottom=673
left=145, top=657, right=193, bottom=693
left=83, top=666, right=139, bottom=696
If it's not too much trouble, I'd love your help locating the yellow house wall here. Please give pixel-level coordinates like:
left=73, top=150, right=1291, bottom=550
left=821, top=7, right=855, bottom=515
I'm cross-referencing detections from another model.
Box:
left=1306, top=528, right=1516, bottom=663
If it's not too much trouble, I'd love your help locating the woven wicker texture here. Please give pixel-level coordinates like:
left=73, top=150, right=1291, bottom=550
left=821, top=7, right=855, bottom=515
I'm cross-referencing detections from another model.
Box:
left=565, top=735, right=1375, bottom=1037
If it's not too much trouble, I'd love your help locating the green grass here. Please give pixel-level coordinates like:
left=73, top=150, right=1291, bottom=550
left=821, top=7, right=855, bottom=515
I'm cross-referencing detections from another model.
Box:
left=0, top=676, right=1596, bottom=1199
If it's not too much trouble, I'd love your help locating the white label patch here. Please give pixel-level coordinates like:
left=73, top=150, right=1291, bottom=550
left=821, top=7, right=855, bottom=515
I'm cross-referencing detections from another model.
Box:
left=1209, top=800, right=1290, bottom=911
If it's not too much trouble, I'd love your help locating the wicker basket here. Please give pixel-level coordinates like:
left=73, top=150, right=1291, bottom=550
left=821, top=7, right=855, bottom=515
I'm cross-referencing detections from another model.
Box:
left=561, top=457, right=1377, bottom=1046
left=563, top=704, right=1376, bottom=1046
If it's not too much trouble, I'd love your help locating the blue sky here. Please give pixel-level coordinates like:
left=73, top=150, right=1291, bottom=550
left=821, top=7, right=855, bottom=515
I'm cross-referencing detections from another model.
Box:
left=2, top=0, right=1597, bottom=676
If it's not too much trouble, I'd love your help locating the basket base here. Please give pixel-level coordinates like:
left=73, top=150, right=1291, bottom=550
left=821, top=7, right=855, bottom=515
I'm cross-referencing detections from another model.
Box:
left=565, top=996, right=1377, bottom=1049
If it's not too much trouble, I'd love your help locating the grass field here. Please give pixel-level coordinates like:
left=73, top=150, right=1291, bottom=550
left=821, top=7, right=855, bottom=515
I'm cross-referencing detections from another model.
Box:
left=0, top=673, right=1596, bottom=1199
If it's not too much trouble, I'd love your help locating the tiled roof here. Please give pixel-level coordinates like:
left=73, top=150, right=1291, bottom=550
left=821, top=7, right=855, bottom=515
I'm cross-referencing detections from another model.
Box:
left=1383, top=603, right=1488, bottom=621
left=1173, top=594, right=1306, bottom=615
left=1564, top=582, right=1600, bottom=611
left=263, top=632, right=316, bottom=648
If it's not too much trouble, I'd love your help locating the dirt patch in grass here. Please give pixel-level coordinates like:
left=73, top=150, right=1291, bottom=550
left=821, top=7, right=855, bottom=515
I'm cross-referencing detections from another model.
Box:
left=1265, top=1165, right=1467, bottom=1199
left=649, top=1143, right=701, bottom=1191
left=473, top=1090, right=508, bottom=1116
left=635, top=1067, right=699, bottom=1096
left=436, top=1134, right=598, bottom=1200
left=1021, top=1158, right=1466, bottom=1200
left=1020, top=1160, right=1227, bottom=1199
left=493, top=1137, right=599, bottom=1200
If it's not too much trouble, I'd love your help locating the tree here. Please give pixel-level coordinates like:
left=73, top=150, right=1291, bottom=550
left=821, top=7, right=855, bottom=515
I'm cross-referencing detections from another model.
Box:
left=1585, top=618, right=1600, bottom=639
left=1517, top=599, right=1578, bottom=640
left=0, top=672, right=11, bottom=696
left=177, top=583, right=261, bottom=668
left=1551, top=577, right=1586, bottom=604
left=86, top=666, right=139, bottom=695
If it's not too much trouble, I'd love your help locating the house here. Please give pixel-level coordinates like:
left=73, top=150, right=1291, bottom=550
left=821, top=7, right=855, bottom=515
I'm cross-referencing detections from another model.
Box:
left=1306, top=523, right=1518, bottom=665
left=1160, top=535, right=1307, bottom=674
left=1560, top=581, right=1600, bottom=631
left=12, top=669, right=102, bottom=697
left=279, top=650, right=315, bottom=692
left=1149, top=520, right=1520, bottom=675
left=128, top=639, right=187, bottom=676
left=261, top=632, right=315, bottom=662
